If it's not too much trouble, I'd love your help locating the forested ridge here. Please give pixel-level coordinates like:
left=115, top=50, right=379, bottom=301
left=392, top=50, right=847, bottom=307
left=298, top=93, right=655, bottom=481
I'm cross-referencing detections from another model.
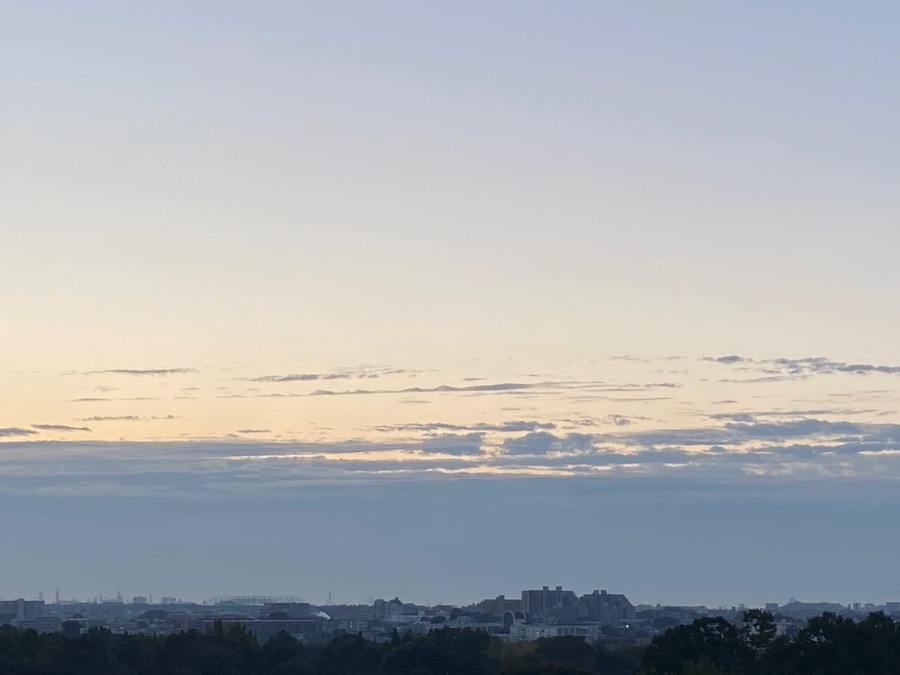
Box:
left=1, top=611, right=899, bottom=674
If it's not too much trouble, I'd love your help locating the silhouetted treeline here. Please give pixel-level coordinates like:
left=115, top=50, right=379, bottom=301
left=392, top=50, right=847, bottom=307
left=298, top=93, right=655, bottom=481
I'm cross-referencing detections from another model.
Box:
left=1, top=612, right=899, bottom=674
left=0, top=622, right=639, bottom=674
left=640, top=610, right=900, bottom=674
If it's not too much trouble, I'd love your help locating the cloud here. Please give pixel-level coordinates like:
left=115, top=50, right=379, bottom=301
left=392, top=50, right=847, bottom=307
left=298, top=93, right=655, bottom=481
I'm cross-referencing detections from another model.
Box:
left=77, top=415, right=180, bottom=422
left=84, top=368, right=196, bottom=376
left=612, top=355, right=683, bottom=362
left=710, top=412, right=757, bottom=423
left=421, top=433, right=485, bottom=455
left=0, top=415, right=899, bottom=498
left=602, top=414, right=652, bottom=427
left=235, top=429, right=271, bottom=434
left=770, top=357, right=900, bottom=376
left=592, top=418, right=900, bottom=451
left=722, top=419, right=864, bottom=439
left=703, top=355, right=747, bottom=364
left=704, top=355, right=900, bottom=378
left=502, top=432, right=593, bottom=456
left=710, top=408, right=881, bottom=422
left=374, top=420, right=556, bottom=434
left=308, top=382, right=538, bottom=396
left=248, top=373, right=350, bottom=383
left=32, top=424, right=91, bottom=432
left=256, top=380, right=681, bottom=400
left=0, top=427, right=38, bottom=437
left=245, top=366, right=419, bottom=383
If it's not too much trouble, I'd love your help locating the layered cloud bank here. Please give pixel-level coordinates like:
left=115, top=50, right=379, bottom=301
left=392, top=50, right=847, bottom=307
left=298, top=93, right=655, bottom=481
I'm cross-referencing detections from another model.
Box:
left=0, top=414, right=897, bottom=498
left=1, top=353, right=897, bottom=497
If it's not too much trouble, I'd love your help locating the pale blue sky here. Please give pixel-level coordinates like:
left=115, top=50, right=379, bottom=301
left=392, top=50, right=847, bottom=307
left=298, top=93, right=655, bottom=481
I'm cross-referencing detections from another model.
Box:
left=1, top=2, right=898, bottom=606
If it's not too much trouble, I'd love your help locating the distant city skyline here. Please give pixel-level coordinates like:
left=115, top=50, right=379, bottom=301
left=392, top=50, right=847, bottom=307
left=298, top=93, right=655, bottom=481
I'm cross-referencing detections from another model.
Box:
left=6, top=588, right=900, bottom=614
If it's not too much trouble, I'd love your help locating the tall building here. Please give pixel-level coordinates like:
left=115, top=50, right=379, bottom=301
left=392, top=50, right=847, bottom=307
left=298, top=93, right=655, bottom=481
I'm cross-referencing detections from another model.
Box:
left=580, top=589, right=635, bottom=623
left=521, top=586, right=578, bottom=620
left=0, top=599, right=44, bottom=621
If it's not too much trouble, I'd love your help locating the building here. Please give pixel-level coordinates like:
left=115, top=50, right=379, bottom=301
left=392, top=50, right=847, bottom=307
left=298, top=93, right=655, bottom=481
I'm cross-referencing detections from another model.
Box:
left=13, top=616, right=61, bottom=633
left=581, top=589, right=635, bottom=623
left=476, top=595, right=523, bottom=616
left=509, top=623, right=605, bottom=642
left=0, top=599, right=44, bottom=620
left=521, top=586, right=578, bottom=620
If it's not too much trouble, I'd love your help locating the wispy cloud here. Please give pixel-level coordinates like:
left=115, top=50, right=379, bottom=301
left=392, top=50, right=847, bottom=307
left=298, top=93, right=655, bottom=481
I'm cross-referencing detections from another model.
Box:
left=704, top=355, right=900, bottom=378
left=83, top=368, right=196, bottom=376
left=771, top=357, right=900, bottom=376
left=77, top=415, right=180, bottom=422
left=245, top=380, right=680, bottom=399
left=32, top=424, right=91, bottom=432
left=244, top=366, right=418, bottom=383
left=709, top=408, right=883, bottom=422
left=601, top=414, right=652, bottom=427
left=248, top=373, right=356, bottom=383
left=373, top=420, right=556, bottom=434
left=68, top=397, right=162, bottom=403
left=703, top=355, right=747, bottom=364
left=0, top=427, right=38, bottom=437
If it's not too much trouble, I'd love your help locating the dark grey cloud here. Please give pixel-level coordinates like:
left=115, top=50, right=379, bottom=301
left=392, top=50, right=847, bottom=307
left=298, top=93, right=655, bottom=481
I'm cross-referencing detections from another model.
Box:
left=503, top=432, right=593, bottom=456
left=84, top=368, right=196, bottom=376
left=502, top=432, right=557, bottom=455
left=722, top=419, right=865, bottom=438
left=421, top=433, right=485, bottom=455
left=0, top=427, right=38, bottom=437
left=32, top=424, right=91, bottom=432
left=235, top=429, right=271, bottom=434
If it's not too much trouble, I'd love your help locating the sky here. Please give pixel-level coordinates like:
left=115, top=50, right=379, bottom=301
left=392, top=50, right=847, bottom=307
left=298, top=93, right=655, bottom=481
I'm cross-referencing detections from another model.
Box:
left=1, top=1, right=899, bottom=608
